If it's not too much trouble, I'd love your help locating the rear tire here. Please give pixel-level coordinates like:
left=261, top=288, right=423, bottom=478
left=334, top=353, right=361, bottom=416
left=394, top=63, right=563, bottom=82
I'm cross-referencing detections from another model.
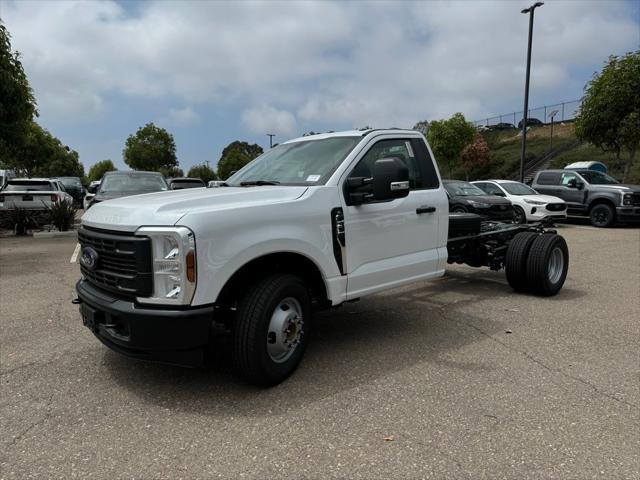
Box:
left=505, top=232, right=539, bottom=292
left=590, top=203, right=615, bottom=228
left=232, top=274, right=311, bottom=387
left=526, top=234, right=569, bottom=296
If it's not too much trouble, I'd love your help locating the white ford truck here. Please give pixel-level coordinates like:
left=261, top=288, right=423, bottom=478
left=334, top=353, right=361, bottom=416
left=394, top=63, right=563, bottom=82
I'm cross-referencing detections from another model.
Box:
left=75, top=129, right=569, bottom=386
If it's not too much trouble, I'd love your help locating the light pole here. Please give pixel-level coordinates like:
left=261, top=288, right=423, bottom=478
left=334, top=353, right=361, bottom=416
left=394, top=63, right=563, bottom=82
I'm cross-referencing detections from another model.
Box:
left=519, top=1, right=544, bottom=183
left=267, top=133, right=275, bottom=148
left=548, top=109, right=559, bottom=151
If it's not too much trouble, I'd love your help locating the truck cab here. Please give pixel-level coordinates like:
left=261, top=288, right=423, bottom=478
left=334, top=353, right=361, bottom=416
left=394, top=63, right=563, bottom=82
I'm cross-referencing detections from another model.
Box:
left=76, top=130, right=449, bottom=384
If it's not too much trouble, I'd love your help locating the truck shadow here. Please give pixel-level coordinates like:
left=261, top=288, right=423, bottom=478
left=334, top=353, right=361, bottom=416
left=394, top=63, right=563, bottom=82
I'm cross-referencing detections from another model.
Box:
left=104, top=269, right=586, bottom=417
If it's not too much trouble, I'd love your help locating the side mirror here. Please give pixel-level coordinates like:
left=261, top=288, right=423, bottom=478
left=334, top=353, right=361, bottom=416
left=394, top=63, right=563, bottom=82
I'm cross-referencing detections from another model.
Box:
left=566, top=178, right=577, bottom=189
left=371, top=157, right=410, bottom=201
left=576, top=181, right=584, bottom=190
left=170, top=183, right=180, bottom=190
left=87, top=184, right=98, bottom=194
left=494, top=191, right=506, bottom=197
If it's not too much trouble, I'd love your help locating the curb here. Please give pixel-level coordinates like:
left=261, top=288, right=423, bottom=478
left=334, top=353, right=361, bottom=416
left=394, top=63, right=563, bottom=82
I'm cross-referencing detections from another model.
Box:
left=33, top=230, right=78, bottom=239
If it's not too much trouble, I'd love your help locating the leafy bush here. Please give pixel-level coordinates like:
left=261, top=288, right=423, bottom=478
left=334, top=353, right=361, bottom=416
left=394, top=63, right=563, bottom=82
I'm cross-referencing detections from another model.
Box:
left=46, top=199, right=76, bottom=231
left=0, top=207, right=39, bottom=235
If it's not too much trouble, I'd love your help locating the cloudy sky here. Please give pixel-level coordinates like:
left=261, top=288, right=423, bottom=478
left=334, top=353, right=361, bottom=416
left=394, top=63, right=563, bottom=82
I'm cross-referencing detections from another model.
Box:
left=1, top=0, right=638, bottom=173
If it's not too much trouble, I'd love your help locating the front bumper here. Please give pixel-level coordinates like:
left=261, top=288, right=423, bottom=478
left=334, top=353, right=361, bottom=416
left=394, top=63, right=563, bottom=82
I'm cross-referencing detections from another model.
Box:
left=616, top=206, right=640, bottom=223
left=526, top=205, right=567, bottom=222
left=76, top=280, right=214, bottom=367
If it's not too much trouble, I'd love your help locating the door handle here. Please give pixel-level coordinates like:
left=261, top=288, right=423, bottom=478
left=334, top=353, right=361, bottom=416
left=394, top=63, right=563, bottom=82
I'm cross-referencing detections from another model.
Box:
left=416, top=206, right=436, bottom=214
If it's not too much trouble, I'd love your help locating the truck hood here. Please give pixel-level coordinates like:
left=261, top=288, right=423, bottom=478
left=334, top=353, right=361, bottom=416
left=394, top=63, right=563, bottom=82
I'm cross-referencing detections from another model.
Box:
left=518, top=194, right=565, bottom=203
left=82, top=186, right=309, bottom=232
left=590, top=184, right=640, bottom=193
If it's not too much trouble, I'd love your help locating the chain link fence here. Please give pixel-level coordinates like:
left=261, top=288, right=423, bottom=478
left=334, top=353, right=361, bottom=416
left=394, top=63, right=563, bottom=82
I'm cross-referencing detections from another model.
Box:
left=473, top=99, right=581, bottom=127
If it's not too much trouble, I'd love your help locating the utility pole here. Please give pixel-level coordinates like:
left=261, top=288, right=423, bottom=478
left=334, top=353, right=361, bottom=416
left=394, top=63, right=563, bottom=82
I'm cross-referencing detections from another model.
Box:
left=519, top=2, right=544, bottom=183
left=548, top=109, right=559, bottom=152
left=267, top=134, right=275, bottom=148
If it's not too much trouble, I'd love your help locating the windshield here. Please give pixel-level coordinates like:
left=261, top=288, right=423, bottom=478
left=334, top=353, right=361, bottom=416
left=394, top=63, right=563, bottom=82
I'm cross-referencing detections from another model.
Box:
left=578, top=171, right=619, bottom=185
left=57, top=177, right=82, bottom=188
left=501, top=182, right=538, bottom=195
left=227, top=137, right=361, bottom=186
left=445, top=182, right=486, bottom=196
left=4, top=181, right=52, bottom=191
left=99, top=174, right=168, bottom=193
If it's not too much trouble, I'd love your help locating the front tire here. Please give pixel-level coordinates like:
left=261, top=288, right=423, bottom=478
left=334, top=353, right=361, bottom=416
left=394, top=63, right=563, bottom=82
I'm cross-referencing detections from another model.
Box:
left=513, top=206, right=527, bottom=224
left=232, top=274, right=311, bottom=386
left=590, top=203, right=615, bottom=228
left=452, top=206, right=467, bottom=214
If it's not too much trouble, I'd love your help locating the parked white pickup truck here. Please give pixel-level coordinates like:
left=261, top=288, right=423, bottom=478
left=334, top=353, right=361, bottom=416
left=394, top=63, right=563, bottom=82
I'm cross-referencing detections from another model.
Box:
left=0, top=178, right=73, bottom=211
left=75, top=129, right=569, bottom=386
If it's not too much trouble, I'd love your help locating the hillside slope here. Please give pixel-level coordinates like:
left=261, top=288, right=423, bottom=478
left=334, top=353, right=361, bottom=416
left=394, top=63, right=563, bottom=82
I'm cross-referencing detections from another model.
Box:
left=474, top=123, right=639, bottom=183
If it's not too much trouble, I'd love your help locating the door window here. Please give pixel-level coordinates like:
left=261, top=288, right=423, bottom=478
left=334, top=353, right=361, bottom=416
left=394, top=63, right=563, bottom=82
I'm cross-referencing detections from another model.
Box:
left=349, top=139, right=424, bottom=189
left=560, top=172, right=577, bottom=186
left=536, top=172, right=561, bottom=185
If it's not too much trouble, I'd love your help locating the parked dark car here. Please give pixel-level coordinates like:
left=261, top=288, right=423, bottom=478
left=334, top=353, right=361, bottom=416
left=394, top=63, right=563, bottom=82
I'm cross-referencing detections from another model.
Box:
left=443, top=180, right=514, bottom=221
left=490, top=122, right=516, bottom=131
left=517, top=118, right=544, bottom=129
left=55, top=176, right=84, bottom=207
left=167, top=177, right=206, bottom=190
left=89, top=171, right=168, bottom=208
left=531, top=169, right=640, bottom=227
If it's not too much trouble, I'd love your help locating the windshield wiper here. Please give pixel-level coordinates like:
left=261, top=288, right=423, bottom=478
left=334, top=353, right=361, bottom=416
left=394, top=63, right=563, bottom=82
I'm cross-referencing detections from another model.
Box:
left=239, top=180, right=280, bottom=186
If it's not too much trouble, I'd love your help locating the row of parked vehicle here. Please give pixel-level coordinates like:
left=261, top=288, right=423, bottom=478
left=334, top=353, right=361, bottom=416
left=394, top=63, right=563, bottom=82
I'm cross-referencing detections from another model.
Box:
left=476, top=118, right=545, bottom=132
left=443, top=167, right=640, bottom=228
left=83, top=173, right=215, bottom=210
left=0, top=170, right=212, bottom=213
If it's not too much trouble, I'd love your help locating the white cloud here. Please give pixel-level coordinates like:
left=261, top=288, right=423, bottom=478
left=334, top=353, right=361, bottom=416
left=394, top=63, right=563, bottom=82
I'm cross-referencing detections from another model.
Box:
left=242, top=105, right=297, bottom=136
left=165, top=106, right=201, bottom=127
left=3, top=0, right=638, bottom=129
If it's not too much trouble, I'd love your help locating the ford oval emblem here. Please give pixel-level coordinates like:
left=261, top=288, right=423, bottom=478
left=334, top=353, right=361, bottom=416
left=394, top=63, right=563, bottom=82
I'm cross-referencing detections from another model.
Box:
left=80, top=246, right=99, bottom=271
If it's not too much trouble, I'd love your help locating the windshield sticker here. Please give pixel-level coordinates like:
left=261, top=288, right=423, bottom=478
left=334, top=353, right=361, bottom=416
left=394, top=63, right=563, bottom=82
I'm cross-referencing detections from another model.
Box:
left=405, top=141, right=415, bottom=158
left=306, top=175, right=321, bottom=182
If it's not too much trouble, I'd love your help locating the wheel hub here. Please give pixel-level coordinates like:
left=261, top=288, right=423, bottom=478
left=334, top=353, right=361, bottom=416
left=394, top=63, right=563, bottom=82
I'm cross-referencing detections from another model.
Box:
left=547, top=247, right=564, bottom=284
left=267, top=297, right=304, bottom=363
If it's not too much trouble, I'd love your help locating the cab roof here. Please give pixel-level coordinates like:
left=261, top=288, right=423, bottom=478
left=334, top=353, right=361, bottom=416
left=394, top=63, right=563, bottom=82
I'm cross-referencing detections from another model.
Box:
left=283, top=129, right=421, bottom=144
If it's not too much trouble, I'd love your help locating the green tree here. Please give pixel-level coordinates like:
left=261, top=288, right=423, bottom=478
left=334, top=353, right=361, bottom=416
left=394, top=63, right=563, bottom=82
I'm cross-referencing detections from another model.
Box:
left=159, top=166, right=184, bottom=178
left=5, top=122, right=84, bottom=178
left=460, top=135, right=490, bottom=180
left=412, top=120, right=429, bottom=135
left=123, top=123, right=178, bottom=172
left=427, top=113, right=476, bottom=178
left=0, top=23, right=38, bottom=163
left=575, top=51, right=640, bottom=182
left=88, top=160, right=117, bottom=182
left=187, top=164, right=218, bottom=182
left=216, top=141, right=263, bottom=180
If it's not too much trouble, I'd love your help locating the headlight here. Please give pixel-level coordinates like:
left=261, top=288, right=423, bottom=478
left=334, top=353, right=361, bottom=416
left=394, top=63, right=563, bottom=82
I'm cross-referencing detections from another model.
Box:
left=524, top=199, right=546, bottom=205
left=135, top=226, right=196, bottom=305
left=623, top=193, right=633, bottom=205
left=468, top=200, right=490, bottom=208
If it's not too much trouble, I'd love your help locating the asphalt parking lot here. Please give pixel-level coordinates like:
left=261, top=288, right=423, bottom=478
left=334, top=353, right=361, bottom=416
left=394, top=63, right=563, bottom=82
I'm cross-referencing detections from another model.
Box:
left=1, top=223, right=638, bottom=479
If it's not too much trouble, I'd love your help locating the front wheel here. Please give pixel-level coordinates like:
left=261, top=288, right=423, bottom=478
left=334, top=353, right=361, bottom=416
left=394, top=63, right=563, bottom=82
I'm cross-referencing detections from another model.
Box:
left=590, top=203, right=615, bottom=228
left=452, top=206, right=467, bottom=214
left=232, top=274, right=311, bottom=386
left=513, top=206, right=527, bottom=224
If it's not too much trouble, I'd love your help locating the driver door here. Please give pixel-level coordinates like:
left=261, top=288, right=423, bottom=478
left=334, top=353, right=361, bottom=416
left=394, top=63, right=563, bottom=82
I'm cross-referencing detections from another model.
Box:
left=341, top=136, right=448, bottom=299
